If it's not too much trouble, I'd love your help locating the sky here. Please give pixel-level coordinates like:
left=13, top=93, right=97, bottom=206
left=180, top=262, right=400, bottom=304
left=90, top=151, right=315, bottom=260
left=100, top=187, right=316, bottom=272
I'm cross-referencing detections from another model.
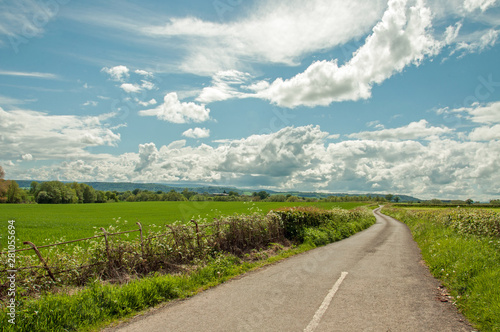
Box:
left=0, top=0, right=499, bottom=201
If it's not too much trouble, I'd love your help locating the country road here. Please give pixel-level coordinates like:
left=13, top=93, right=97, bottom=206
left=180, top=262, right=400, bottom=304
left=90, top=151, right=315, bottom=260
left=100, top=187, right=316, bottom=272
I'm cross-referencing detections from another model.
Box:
left=107, top=208, right=474, bottom=332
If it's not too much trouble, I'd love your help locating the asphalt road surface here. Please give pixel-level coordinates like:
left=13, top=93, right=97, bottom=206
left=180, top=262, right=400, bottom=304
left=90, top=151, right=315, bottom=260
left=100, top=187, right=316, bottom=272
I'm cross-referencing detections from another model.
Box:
left=107, top=208, right=474, bottom=332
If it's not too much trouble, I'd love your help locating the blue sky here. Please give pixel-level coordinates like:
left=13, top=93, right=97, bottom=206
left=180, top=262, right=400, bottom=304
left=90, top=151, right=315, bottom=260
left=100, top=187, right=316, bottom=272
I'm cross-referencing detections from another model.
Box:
left=1, top=0, right=500, bottom=200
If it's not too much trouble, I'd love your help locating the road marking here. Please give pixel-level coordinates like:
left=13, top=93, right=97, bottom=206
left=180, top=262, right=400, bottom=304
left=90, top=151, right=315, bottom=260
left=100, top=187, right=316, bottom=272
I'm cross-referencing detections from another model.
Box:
left=304, top=272, right=348, bottom=332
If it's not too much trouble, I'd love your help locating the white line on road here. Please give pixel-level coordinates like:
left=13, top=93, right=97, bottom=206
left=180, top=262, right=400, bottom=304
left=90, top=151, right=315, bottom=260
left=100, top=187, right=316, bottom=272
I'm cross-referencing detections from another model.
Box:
left=304, top=271, right=348, bottom=332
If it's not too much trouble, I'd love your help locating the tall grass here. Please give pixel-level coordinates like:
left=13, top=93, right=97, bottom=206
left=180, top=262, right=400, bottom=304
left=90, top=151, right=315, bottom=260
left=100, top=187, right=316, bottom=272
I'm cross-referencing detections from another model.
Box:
left=383, top=206, right=500, bottom=331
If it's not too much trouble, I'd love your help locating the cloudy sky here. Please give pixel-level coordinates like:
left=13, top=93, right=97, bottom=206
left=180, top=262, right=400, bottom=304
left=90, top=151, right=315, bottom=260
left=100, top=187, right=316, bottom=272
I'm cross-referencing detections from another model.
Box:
left=1, top=0, right=499, bottom=200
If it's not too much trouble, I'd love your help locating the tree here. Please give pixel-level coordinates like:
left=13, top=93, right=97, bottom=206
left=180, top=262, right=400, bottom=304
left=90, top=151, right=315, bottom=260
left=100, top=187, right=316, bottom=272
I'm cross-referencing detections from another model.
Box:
left=267, top=194, right=286, bottom=202
left=429, top=199, right=442, bottom=205
left=7, top=181, right=21, bottom=203
left=82, top=184, right=96, bottom=203
left=35, top=181, right=77, bottom=204
left=385, top=194, right=394, bottom=202
left=95, top=191, right=106, bottom=203
left=393, top=196, right=400, bottom=203
left=182, top=188, right=196, bottom=200
left=257, top=191, right=269, bottom=200
left=0, top=165, right=4, bottom=179
left=164, top=190, right=187, bottom=201
left=465, top=198, right=474, bottom=205
left=30, top=181, right=39, bottom=194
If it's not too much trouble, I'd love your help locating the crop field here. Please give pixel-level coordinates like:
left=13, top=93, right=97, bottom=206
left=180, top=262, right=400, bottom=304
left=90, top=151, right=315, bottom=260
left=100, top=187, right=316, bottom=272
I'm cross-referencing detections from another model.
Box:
left=0, top=201, right=367, bottom=250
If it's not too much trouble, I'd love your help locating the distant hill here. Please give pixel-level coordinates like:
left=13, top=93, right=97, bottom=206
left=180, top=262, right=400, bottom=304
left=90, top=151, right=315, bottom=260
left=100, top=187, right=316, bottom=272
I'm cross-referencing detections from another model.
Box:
left=15, top=180, right=420, bottom=202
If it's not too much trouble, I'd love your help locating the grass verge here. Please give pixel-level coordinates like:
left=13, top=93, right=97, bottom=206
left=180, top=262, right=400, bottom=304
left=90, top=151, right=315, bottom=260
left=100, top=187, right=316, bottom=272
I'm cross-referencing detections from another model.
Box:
left=0, top=208, right=375, bottom=332
left=382, top=206, right=500, bottom=332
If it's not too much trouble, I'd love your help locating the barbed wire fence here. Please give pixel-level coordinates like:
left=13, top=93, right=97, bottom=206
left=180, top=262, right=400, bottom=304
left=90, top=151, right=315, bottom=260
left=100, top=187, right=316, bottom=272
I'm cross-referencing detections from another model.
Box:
left=0, top=213, right=287, bottom=299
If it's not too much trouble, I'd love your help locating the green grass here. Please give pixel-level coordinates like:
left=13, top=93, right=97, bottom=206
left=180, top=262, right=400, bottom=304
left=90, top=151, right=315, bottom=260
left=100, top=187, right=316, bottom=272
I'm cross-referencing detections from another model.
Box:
left=383, top=207, right=500, bottom=331
left=0, top=201, right=367, bottom=250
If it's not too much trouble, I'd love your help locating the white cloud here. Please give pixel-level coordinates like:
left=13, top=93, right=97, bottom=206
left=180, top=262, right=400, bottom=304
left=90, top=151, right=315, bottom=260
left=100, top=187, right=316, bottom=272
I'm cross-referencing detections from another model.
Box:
left=83, top=100, right=98, bottom=107
left=348, top=120, right=453, bottom=140
left=0, top=107, right=121, bottom=161
left=197, top=70, right=253, bottom=103
left=463, top=0, right=499, bottom=12
left=120, top=80, right=156, bottom=93
left=120, top=83, right=142, bottom=93
left=135, top=142, right=158, bottom=172
left=0, top=70, right=60, bottom=79
left=101, top=65, right=130, bottom=82
left=140, top=80, right=155, bottom=90
left=444, top=22, right=462, bottom=45
left=0, top=95, right=27, bottom=107
left=182, top=128, right=210, bottom=139
left=453, top=29, right=499, bottom=56
left=141, top=0, right=386, bottom=74
left=139, top=92, right=210, bottom=123
left=135, top=69, right=153, bottom=77
left=258, top=0, right=441, bottom=108
left=452, top=101, right=500, bottom=123
left=469, top=124, right=500, bottom=140
left=22, top=153, right=33, bottom=161
left=135, top=98, right=157, bottom=107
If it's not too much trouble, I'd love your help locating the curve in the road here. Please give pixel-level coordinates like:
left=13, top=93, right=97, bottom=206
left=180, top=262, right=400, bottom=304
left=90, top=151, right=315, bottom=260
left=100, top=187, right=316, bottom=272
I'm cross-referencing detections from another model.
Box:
left=106, top=208, right=473, bottom=332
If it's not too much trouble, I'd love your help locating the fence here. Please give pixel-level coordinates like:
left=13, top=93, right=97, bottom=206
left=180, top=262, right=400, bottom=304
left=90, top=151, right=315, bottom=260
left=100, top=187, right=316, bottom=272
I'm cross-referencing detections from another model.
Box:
left=0, top=213, right=286, bottom=296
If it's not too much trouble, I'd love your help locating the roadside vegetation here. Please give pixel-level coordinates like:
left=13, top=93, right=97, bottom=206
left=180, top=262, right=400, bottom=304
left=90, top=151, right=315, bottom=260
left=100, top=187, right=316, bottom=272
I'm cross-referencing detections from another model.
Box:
left=382, top=206, right=500, bottom=331
left=0, top=205, right=375, bottom=331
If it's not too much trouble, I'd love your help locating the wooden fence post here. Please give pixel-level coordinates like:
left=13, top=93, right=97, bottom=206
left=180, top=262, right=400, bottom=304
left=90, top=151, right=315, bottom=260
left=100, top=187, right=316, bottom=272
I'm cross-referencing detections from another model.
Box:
left=23, top=241, right=56, bottom=282
left=191, top=219, right=201, bottom=253
left=100, top=228, right=112, bottom=272
left=136, top=222, right=145, bottom=259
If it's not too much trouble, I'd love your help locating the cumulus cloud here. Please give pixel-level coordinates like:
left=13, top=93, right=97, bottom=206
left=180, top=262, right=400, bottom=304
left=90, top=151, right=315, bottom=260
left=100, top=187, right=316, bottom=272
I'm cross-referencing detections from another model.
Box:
left=442, top=101, right=500, bottom=124
left=120, top=80, right=156, bottom=93
left=461, top=101, right=500, bottom=123
left=120, top=83, right=142, bottom=93
left=469, top=124, right=500, bottom=141
left=135, top=143, right=158, bottom=172
left=258, top=0, right=441, bottom=108
left=0, top=107, right=121, bottom=161
left=21, top=153, right=33, bottom=161
left=139, top=92, right=210, bottom=123
left=10, top=123, right=500, bottom=200
left=216, top=125, right=328, bottom=177
left=348, top=120, right=453, bottom=140
left=134, top=69, right=153, bottom=77
left=101, top=65, right=130, bottom=82
left=182, top=128, right=210, bottom=139
left=135, top=98, right=157, bottom=107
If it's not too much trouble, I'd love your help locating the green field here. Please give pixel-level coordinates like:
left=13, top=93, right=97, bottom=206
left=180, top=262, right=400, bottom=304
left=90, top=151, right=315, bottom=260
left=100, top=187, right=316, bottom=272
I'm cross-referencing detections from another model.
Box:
left=0, top=201, right=367, bottom=250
